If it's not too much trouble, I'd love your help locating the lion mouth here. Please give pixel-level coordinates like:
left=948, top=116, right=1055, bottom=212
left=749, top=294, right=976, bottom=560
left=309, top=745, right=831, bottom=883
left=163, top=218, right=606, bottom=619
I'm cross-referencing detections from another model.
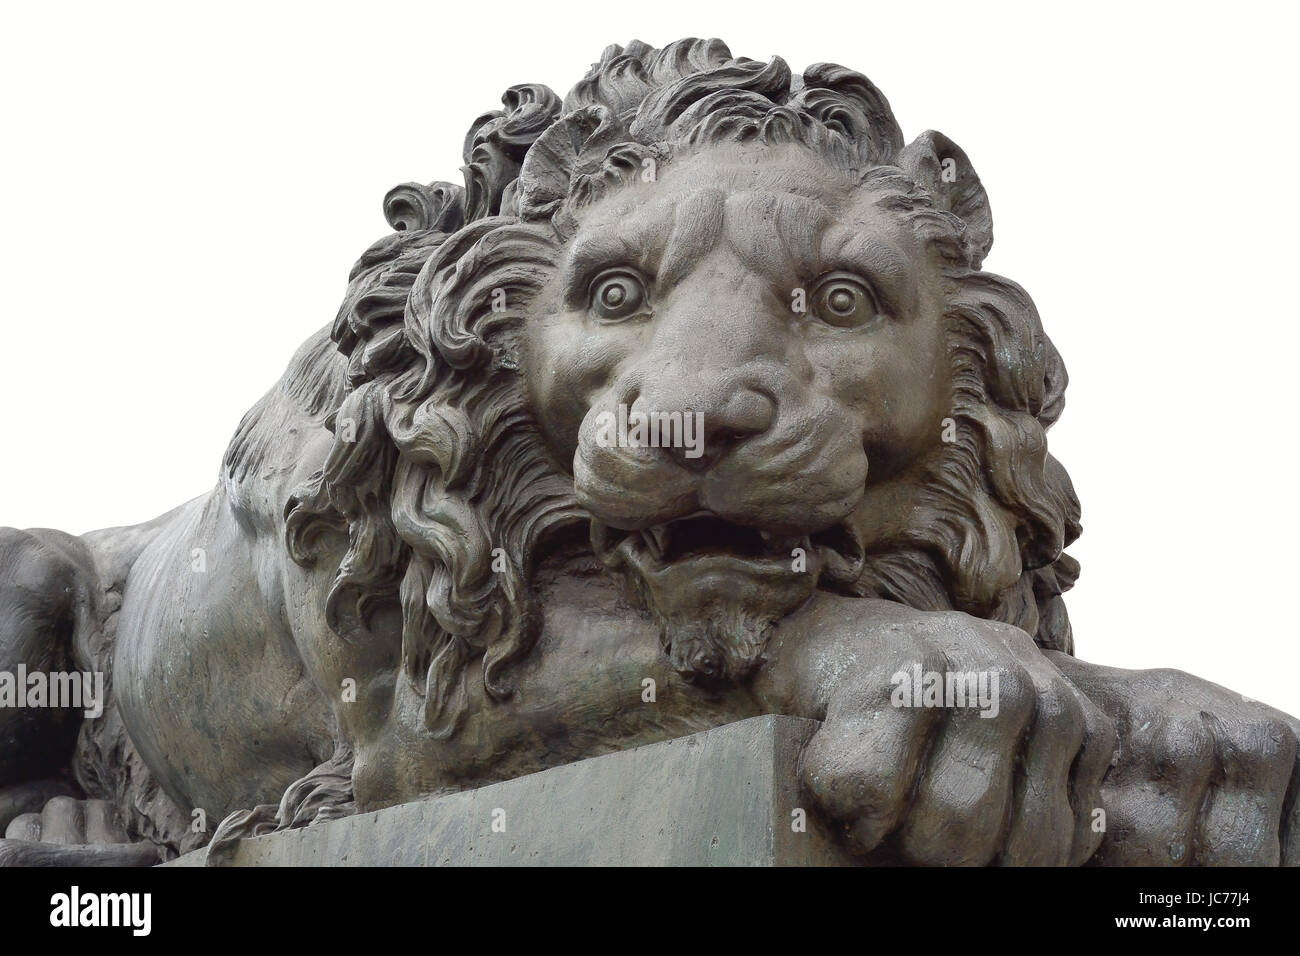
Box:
left=591, top=512, right=863, bottom=581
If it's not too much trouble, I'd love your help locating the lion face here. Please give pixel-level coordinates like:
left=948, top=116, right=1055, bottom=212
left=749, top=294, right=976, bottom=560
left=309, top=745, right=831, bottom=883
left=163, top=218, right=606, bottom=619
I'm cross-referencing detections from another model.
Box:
left=523, top=143, right=953, bottom=682
left=293, top=39, right=1082, bottom=730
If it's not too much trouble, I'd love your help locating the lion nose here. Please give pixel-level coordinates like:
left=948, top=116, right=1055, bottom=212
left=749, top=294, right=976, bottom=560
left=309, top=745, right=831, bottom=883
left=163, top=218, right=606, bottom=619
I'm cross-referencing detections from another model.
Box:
left=647, top=387, right=774, bottom=470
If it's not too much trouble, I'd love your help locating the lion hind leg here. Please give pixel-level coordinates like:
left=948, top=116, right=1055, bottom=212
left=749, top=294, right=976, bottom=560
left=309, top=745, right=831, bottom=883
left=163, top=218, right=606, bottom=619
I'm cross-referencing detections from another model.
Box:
left=0, top=527, right=98, bottom=786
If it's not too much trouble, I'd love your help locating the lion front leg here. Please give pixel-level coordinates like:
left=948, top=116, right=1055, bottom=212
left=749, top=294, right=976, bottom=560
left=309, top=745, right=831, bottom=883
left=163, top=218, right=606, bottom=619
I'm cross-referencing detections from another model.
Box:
left=1048, top=652, right=1299, bottom=866
left=766, top=600, right=1116, bottom=865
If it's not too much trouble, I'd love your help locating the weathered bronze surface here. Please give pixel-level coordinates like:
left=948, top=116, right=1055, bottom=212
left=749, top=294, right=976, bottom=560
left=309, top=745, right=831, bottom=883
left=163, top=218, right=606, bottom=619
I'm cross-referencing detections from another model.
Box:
left=2, top=38, right=1296, bottom=866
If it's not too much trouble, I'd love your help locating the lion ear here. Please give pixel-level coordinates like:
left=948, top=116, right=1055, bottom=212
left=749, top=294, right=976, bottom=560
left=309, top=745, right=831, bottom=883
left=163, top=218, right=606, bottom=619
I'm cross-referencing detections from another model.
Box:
left=899, top=130, right=993, bottom=268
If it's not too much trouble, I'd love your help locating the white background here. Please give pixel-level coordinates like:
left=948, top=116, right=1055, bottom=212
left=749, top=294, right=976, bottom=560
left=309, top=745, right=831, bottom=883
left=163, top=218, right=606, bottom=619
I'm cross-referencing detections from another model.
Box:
left=2, top=1, right=1297, bottom=710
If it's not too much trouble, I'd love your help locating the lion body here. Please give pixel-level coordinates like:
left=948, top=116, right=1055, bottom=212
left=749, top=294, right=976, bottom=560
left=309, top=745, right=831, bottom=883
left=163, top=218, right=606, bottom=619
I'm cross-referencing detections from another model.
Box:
left=110, top=433, right=336, bottom=823
left=78, top=323, right=762, bottom=826
left=37, top=331, right=344, bottom=838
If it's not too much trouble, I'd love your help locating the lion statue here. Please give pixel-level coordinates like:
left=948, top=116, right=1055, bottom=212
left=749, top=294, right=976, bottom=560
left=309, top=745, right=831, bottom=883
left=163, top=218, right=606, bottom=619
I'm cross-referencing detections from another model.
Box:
left=1, top=38, right=1297, bottom=867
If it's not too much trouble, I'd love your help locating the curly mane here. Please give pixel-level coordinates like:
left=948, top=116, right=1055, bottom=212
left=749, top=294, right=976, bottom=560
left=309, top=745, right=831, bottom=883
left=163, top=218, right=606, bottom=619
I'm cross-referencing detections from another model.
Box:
left=284, top=38, right=1081, bottom=738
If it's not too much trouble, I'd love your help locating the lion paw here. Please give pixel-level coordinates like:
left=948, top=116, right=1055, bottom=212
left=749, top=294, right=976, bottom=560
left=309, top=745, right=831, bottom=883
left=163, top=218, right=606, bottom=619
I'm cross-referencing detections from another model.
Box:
left=801, top=615, right=1115, bottom=866
left=3, top=794, right=130, bottom=846
left=0, top=793, right=163, bottom=867
left=1049, top=655, right=1299, bottom=866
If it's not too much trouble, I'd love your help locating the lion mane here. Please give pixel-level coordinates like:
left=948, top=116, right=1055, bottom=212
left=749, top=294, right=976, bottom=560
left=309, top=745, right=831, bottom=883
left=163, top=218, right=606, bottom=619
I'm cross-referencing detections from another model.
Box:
left=283, top=37, right=1081, bottom=739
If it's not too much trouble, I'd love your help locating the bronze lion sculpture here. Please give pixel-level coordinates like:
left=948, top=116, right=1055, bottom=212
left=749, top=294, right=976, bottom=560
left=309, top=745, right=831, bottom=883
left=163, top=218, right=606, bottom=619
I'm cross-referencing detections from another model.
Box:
left=1, top=38, right=1297, bottom=866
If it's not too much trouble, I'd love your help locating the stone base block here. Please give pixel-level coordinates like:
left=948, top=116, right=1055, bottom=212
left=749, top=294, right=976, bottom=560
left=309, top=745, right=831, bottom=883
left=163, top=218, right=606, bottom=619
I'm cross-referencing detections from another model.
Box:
left=167, top=715, right=855, bottom=866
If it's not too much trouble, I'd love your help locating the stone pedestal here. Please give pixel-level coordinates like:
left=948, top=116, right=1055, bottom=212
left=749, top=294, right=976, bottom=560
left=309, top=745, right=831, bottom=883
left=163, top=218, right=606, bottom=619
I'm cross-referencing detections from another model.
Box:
left=168, top=715, right=855, bottom=866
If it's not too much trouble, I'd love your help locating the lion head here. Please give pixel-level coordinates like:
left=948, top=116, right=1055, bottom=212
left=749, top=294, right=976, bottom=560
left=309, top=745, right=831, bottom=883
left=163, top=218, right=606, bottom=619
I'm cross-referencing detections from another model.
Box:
left=285, top=38, right=1080, bottom=735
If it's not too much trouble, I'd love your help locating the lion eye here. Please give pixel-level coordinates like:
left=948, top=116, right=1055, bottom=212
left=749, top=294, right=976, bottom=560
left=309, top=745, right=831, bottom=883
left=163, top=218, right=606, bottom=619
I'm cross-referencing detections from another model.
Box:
left=811, top=273, right=881, bottom=329
left=589, top=269, right=648, bottom=321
